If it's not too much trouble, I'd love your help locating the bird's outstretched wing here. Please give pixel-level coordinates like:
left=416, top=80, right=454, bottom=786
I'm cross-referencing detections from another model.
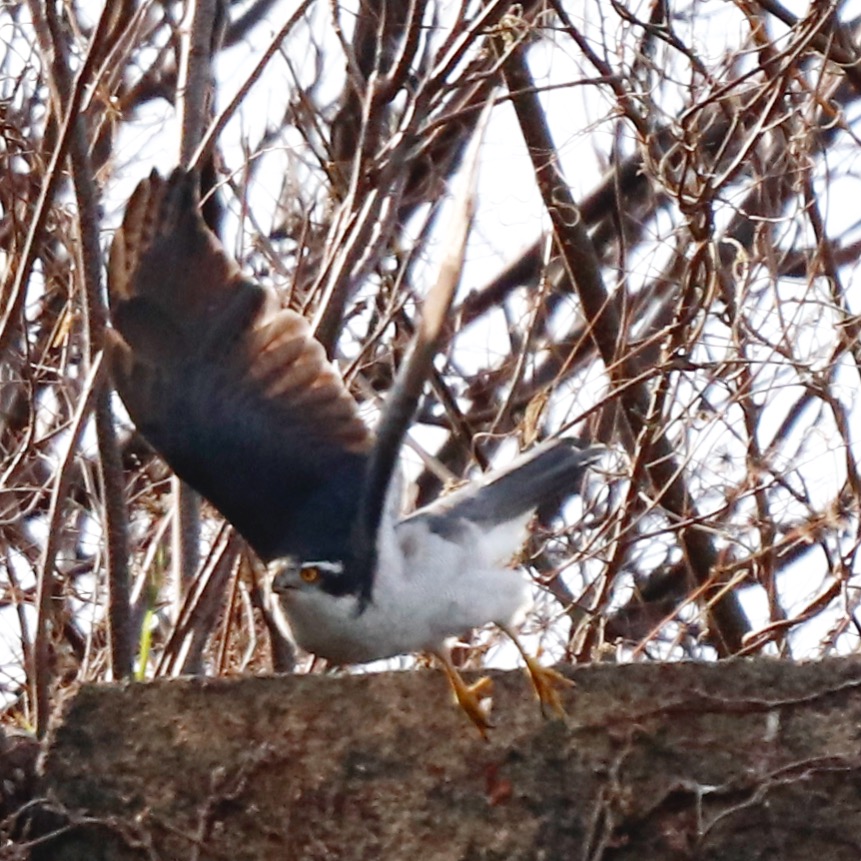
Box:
left=107, top=169, right=372, bottom=561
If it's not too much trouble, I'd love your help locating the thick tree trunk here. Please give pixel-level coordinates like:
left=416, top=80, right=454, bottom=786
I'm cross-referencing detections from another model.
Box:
left=22, top=658, right=861, bottom=860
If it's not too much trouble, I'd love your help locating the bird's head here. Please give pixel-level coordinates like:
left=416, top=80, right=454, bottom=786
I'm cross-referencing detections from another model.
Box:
left=270, top=558, right=356, bottom=599
left=267, top=555, right=383, bottom=663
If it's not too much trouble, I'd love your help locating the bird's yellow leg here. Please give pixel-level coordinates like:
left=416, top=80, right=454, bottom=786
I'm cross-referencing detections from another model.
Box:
left=499, top=625, right=573, bottom=718
left=434, top=650, right=494, bottom=740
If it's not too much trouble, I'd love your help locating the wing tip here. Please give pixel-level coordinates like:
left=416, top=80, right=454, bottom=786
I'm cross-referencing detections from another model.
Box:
left=109, top=166, right=206, bottom=295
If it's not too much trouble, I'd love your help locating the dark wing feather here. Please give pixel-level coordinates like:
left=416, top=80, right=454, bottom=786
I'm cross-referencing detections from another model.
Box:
left=107, top=169, right=372, bottom=562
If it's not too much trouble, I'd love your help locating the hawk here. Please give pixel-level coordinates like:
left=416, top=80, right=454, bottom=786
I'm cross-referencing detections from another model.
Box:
left=107, top=169, right=601, bottom=736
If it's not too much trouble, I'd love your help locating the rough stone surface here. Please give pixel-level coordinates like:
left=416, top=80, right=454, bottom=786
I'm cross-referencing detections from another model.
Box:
left=20, top=658, right=861, bottom=859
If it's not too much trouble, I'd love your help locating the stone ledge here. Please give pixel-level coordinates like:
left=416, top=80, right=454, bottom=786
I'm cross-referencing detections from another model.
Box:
left=22, top=658, right=861, bottom=860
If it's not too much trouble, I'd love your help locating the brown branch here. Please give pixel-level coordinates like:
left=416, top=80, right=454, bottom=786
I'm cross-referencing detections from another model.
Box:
left=497, top=37, right=750, bottom=654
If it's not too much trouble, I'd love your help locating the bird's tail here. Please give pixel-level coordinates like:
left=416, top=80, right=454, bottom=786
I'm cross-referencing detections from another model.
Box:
left=411, top=438, right=603, bottom=528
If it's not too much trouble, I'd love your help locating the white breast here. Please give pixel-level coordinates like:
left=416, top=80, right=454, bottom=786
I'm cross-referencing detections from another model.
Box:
left=276, top=515, right=532, bottom=665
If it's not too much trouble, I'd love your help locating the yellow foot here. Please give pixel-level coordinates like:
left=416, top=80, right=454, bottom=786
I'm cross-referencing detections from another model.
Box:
left=522, top=656, right=573, bottom=719
left=498, top=624, right=574, bottom=719
left=452, top=675, right=495, bottom=739
left=435, top=651, right=495, bottom=740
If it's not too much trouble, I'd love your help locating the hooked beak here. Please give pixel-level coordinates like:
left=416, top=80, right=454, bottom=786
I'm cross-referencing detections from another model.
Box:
left=269, top=564, right=295, bottom=596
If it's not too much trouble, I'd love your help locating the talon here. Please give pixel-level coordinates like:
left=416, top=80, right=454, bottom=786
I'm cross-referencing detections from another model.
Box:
left=466, top=675, right=494, bottom=701
left=435, top=651, right=495, bottom=739
left=499, top=624, right=573, bottom=719
left=453, top=675, right=495, bottom=738
left=522, top=656, right=573, bottom=718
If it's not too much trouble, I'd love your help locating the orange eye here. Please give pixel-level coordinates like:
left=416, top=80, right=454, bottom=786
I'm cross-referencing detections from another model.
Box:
left=300, top=566, right=320, bottom=583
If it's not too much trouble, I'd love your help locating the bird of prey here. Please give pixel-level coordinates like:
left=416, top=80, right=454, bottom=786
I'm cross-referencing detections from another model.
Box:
left=107, top=168, right=601, bottom=736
